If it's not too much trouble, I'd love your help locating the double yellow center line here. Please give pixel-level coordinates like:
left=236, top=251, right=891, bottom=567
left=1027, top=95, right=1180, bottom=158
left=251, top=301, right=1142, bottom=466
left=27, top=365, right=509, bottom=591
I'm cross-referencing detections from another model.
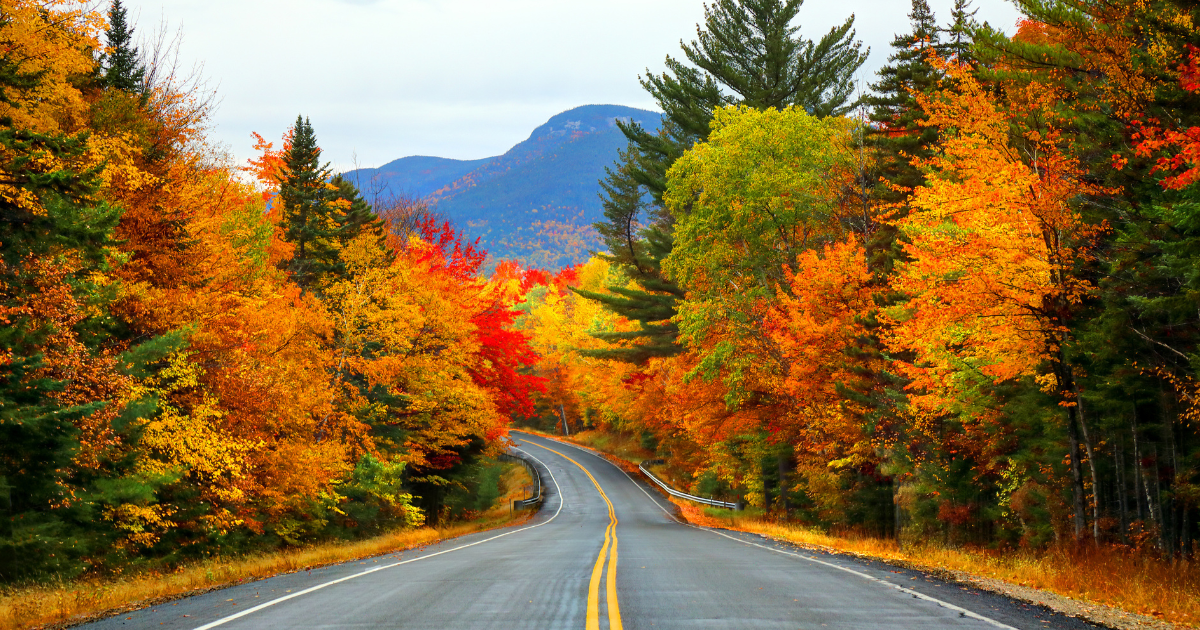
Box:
left=525, top=441, right=622, bottom=630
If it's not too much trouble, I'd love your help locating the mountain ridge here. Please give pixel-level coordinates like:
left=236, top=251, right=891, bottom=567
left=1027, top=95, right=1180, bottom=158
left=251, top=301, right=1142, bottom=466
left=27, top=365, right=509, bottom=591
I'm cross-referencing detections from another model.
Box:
left=345, top=104, right=662, bottom=269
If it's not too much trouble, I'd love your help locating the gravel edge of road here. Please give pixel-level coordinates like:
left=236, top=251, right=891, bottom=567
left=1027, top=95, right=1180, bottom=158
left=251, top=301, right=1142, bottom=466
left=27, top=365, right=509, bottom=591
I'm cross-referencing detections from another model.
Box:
left=733, top=530, right=1181, bottom=630
left=528, top=431, right=1186, bottom=630
left=941, top=568, right=1178, bottom=630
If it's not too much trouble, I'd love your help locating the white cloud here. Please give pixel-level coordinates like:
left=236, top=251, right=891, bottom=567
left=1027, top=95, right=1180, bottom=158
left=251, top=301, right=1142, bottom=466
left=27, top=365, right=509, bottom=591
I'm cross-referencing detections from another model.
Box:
left=124, top=0, right=1021, bottom=171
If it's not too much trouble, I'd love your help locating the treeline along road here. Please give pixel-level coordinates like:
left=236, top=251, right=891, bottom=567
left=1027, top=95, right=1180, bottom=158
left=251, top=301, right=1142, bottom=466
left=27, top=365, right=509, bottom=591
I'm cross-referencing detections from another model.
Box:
left=82, top=433, right=1102, bottom=630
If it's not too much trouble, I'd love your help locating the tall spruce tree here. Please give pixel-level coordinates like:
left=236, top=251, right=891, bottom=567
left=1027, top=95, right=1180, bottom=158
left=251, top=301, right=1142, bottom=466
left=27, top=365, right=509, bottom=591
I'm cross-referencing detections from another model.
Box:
left=863, top=0, right=944, bottom=273
left=324, top=174, right=388, bottom=278
left=277, top=116, right=339, bottom=291
left=585, top=0, right=867, bottom=363
left=842, top=0, right=979, bottom=539
left=101, top=0, right=145, bottom=93
left=943, top=0, right=979, bottom=63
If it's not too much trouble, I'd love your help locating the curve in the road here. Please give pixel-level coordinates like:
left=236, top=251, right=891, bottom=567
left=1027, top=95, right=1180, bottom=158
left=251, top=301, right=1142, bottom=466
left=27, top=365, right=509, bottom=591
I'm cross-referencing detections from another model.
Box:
left=523, top=440, right=623, bottom=630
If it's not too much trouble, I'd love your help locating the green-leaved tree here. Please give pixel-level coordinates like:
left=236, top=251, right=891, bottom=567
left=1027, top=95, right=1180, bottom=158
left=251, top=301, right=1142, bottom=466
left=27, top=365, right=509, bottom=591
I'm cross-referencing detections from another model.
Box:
left=584, top=0, right=867, bottom=363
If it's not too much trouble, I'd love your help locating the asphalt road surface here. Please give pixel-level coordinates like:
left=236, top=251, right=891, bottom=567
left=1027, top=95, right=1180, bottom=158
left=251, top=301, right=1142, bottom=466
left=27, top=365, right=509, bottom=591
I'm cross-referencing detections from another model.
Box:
left=83, top=432, right=1101, bottom=630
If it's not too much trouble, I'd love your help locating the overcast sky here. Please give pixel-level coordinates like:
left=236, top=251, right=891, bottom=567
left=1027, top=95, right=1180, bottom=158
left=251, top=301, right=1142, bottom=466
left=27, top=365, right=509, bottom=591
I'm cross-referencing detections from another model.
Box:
left=123, top=0, right=1022, bottom=171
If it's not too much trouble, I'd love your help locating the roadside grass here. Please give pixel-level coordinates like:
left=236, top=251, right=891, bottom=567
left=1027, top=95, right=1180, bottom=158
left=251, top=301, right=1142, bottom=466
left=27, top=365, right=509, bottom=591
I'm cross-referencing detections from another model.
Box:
left=517, top=427, right=658, bottom=470
left=675, top=498, right=1200, bottom=628
left=0, top=462, right=535, bottom=630
left=561, top=429, right=657, bottom=466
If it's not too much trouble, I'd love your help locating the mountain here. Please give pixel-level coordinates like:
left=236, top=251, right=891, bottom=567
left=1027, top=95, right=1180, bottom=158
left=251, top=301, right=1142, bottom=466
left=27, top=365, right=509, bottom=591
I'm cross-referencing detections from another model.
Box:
left=345, top=104, right=662, bottom=269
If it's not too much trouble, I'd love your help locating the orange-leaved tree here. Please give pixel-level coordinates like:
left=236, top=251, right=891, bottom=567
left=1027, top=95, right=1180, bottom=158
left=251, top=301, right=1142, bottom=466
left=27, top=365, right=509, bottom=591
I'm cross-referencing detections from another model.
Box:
left=885, top=59, right=1105, bottom=540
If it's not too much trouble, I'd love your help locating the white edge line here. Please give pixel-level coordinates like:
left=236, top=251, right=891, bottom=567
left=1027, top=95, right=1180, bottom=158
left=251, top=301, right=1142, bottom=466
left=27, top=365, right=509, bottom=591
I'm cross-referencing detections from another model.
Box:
left=192, top=449, right=564, bottom=630
left=699, top=528, right=1018, bottom=630
left=515, top=432, right=1016, bottom=630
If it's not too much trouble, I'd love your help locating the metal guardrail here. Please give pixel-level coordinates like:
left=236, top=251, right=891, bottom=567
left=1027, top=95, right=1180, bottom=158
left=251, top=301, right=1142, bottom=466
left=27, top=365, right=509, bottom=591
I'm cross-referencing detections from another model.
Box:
left=500, top=451, right=543, bottom=510
left=639, top=459, right=741, bottom=510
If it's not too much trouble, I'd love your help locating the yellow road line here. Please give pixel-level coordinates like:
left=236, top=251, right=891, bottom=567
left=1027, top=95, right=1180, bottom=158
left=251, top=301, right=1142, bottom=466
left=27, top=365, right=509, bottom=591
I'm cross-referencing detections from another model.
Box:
left=525, top=441, right=622, bottom=630
left=587, top=520, right=612, bottom=630
left=606, top=532, right=621, bottom=629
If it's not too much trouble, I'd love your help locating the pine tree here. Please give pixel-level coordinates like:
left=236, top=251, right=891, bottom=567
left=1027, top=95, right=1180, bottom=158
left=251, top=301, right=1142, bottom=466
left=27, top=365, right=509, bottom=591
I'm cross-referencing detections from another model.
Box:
left=684, top=0, right=867, bottom=114
left=277, top=116, right=339, bottom=291
left=101, top=0, right=145, bottom=93
left=863, top=0, right=944, bottom=272
left=0, top=52, right=120, bottom=273
left=846, top=0, right=962, bottom=537
left=330, top=175, right=385, bottom=244
left=620, top=0, right=868, bottom=205
left=943, top=0, right=979, bottom=63
left=589, top=0, right=867, bottom=363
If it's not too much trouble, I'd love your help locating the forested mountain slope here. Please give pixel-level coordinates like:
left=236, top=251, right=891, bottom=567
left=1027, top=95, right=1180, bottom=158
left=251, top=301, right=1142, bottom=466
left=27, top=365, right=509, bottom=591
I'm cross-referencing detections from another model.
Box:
left=346, top=104, right=661, bottom=268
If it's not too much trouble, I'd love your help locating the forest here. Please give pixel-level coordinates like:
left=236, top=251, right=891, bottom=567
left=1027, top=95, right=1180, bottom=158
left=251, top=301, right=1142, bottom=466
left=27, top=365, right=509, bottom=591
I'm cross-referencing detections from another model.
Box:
left=0, top=0, right=546, bottom=582
left=523, top=0, right=1200, bottom=560
left=1, top=0, right=1198, bottom=594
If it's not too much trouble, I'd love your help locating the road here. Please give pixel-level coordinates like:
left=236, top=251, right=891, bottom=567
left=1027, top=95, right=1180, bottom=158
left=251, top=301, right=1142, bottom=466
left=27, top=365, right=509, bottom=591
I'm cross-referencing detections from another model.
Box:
left=83, top=432, right=1100, bottom=630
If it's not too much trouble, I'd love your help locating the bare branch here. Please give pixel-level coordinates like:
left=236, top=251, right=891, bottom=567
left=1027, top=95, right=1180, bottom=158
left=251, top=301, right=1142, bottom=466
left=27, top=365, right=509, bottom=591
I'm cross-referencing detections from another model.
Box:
left=1130, top=326, right=1191, bottom=361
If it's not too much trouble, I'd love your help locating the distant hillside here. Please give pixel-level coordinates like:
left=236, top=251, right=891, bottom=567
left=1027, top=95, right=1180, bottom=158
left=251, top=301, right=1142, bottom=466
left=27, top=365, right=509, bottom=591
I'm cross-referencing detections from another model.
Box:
left=345, top=104, right=661, bottom=269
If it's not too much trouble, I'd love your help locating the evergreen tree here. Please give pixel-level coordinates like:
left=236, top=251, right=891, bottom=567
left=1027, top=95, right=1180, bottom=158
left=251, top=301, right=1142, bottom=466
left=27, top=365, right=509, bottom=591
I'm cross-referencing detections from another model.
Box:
left=589, top=0, right=867, bottom=363
left=593, top=148, right=649, bottom=273
left=277, top=116, right=339, bottom=291
left=842, top=0, right=972, bottom=537
left=330, top=174, right=386, bottom=247
left=322, top=174, right=388, bottom=280
left=863, top=0, right=944, bottom=272
left=0, top=55, right=124, bottom=580
left=943, top=0, right=979, bottom=63
left=685, top=0, right=867, bottom=114
left=0, top=51, right=120, bottom=273
left=101, top=0, right=145, bottom=93
left=620, top=0, right=868, bottom=205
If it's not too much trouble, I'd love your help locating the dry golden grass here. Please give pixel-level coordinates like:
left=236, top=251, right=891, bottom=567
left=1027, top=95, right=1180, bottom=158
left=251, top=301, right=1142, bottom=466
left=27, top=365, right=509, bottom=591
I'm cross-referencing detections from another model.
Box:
left=675, top=500, right=1200, bottom=628
left=567, top=429, right=657, bottom=465
left=0, top=462, right=535, bottom=630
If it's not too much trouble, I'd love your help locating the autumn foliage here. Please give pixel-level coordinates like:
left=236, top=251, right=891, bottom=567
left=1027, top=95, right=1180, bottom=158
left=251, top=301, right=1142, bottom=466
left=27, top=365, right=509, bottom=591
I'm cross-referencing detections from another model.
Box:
left=5, top=2, right=1200, bottom=620
left=0, top=0, right=542, bottom=582
left=514, top=0, right=1200, bottom=594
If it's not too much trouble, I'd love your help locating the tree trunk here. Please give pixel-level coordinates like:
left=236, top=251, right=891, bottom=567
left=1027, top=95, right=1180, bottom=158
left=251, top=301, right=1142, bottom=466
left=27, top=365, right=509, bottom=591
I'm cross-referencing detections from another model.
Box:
left=1054, top=359, right=1087, bottom=541
left=777, top=453, right=790, bottom=517
left=1171, top=421, right=1182, bottom=555
left=0, top=476, right=10, bottom=540
left=0, top=475, right=10, bottom=582
left=1143, top=443, right=1162, bottom=550
left=1182, top=503, right=1192, bottom=558
left=1153, top=444, right=1167, bottom=551
left=894, top=481, right=903, bottom=548
left=1133, top=415, right=1145, bottom=523
left=1067, top=408, right=1088, bottom=541
left=1116, top=436, right=1128, bottom=543
left=1072, top=382, right=1101, bottom=543
left=559, top=403, right=570, bottom=436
